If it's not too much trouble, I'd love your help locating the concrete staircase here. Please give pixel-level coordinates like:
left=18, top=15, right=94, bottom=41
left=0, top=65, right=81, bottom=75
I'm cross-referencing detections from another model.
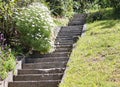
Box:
left=8, top=14, right=86, bottom=87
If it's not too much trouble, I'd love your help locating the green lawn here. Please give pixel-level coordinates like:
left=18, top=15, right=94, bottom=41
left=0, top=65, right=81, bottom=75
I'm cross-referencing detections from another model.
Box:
left=59, top=12, right=120, bottom=87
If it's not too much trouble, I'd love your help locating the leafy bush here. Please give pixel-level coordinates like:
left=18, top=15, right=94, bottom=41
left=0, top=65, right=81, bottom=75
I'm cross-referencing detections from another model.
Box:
left=15, top=2, right=55, bottom=53
left=45, top=0, right=73, bottom=17
left=0, top=0, right=18, bottom=46
left=73, top=0, right=94, bottom=13
left=87, top=12, right=103, bottom=22
left=109, top=0, right=120, bottom=9
left=87, top=8, right=120, bottom=23
left=0, top=47, right=16, bottom=79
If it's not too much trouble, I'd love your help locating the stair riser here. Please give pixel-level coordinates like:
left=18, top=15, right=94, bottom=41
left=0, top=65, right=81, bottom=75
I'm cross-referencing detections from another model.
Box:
left=55, top=44, right=73, bottom=48
left=56, top=36, right=72, bottom=39
left=23, top=62, right=67, bottom=69
left=56, top=38, right=73, bottom=40
left=8, top=81, right=60, bottom=87
left=18, top=68, right=65, bottom=75
left=55, top=43, right=73, bottom=45
left=70, top=18, right=85, bottom=21
left=39, top=53, right=70, bottom=57
left=55, top=48, right=72, bottom=52
left=55, top=40, right=73, bottom=43
left=58, top=33, right=81, bottom=36
left=29, top=52, right=70, bottom=58
left=60, top=29, right=82, bottom=32
left=61, top=26, right=83, bottom=29
left=14, top=74, right=63, bottom=81
left=73, top=14, right=87, bottom=18
left=55, top=39, right=73, bottom=43
left=59, top=30, right=82, bottom=33
left=68, top=21, right=85, bottom=26
left=55, top=45, right=72, bottom=48
left=25, top=58, right=69, bottom=63
left=55, top=42, right=73, bottom=45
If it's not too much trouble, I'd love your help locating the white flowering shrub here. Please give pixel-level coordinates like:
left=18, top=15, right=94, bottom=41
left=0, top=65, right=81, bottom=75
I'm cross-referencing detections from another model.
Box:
left=15, top=2, right=55, bottom=53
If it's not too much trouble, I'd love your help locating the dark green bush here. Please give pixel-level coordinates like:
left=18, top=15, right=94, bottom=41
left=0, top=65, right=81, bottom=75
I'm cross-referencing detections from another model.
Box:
left=45, top=0, right=73, bottom=17
left=87, top=12, right=103, bottom=22
left=0, top=0, right=18, bottom=46
left=73, top=0, right=93, bottom=13
left=15, top=2, right=55, bottom=53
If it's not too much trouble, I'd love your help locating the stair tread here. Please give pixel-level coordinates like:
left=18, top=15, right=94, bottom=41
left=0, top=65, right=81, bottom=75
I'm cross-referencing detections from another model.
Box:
left=23, top=61, right=68, bottom=65
left=9, top=80, right=61, bottom=82
left=15, top=73, right=63, bottom=76
left=19, top=67, right=65, bottom=70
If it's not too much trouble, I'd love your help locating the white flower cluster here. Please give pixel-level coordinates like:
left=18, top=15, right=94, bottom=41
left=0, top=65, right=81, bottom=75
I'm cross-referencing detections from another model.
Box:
left=15, top=2, right=56, bottom=52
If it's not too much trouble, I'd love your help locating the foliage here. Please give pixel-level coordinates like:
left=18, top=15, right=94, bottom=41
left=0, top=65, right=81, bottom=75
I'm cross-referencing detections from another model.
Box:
left=15, top=2, right=55, bottom=53
left=45, top=0, right=73, bottom=17
left=73, top=0, right=120, bottom=13
left=60, top=9, right=120, bottom=87
left=87, top=8, right=120, bottom=22
left=16, top=0, right=33, bottom=7
left=0, top=0, right=19, bottom=48
left=0, top=47, right=16, bottom=79
left=53, top=17, right=69, bottom=26
left=109, top=0, right=120, bottom=9
left=73, top=0, right=95, bottom=13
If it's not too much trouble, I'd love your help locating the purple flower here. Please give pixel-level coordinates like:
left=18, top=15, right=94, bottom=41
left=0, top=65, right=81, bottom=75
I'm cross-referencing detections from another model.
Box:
left=0, top=33, right=4, bottom=43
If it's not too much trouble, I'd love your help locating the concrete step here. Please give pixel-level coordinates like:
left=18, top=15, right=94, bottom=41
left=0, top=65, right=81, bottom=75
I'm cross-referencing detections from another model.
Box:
left=56, top=37, right=73, bottom=40
left=13, top=73, right=63, bottom=81
left=72, top=14, right=87, bottom=20
left=42, top=52, right=70, bottom=57
left=23, top=62, right=67, bottom=69
left=55, top=39, right=73, bottom=43
left=55, top=39, right=73, bottom=44
left=60, top=26, right=83, bottom=31
left=25, top=57, right=69, bottom=63
left=8, top=80, right=60, bottom=87
left=18, top=68, right=65, bottom=75
left=59, top=30, right=82, bottom=33
left=70, top=17, right=85, bottom=21
left=55, top=41, right=73, bottom=45
left=58, top=32, right=81, bottom=36
left=68, top=21, right=85, bottom=26
left=56, top=36, right=72, bottom=39
left=29, top=52, right=70, bottom=58
left=55, top=44, right=72, bottom=48
left=55, top=48, right=72, bottom=52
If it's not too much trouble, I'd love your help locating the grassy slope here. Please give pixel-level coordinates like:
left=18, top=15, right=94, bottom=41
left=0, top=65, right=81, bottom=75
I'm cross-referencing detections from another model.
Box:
left=59, top=10, right=120, bottom=87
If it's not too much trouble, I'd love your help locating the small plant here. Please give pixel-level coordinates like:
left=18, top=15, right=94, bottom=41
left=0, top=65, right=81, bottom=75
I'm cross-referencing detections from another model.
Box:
left=0, top=33, right=16, bottom=79
left=0, top=47, right=16, bottom=79
left=15, top=2, right=56, bottom=53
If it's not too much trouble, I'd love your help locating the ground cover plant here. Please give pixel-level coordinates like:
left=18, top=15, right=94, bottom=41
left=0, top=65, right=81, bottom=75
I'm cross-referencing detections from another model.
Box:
left=60, top=8, right=120, bottom=87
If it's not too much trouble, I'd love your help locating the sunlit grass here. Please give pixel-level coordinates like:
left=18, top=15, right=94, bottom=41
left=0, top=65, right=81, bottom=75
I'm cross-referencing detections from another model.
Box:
left=59, top=17, right=120, bottom=87
left=53, top=17, right=69, bottom=26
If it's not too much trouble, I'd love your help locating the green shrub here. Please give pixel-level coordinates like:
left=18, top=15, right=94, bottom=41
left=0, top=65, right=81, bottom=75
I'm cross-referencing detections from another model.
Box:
left=0, top=48, right=16, bottom=79
left=87, top=12, right=103, bottom=22
left=45, top=0, right=73, bottom=17
left=73, top=0, right=94, bottom=13
left=0, top=0, right=18, bottom=46
left=15, top=2, right=55, bottom=53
